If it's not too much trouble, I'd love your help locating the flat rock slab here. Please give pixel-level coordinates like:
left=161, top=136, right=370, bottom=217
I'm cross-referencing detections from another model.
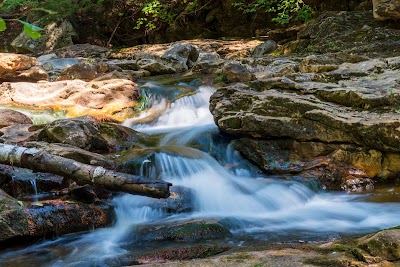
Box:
left=0, top=79, right=139, bottom=122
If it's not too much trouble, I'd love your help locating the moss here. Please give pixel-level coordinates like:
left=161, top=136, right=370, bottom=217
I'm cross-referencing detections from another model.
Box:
left=303, top=256, right=348, bottom=267
left=226, top=252, right=253, bottom=260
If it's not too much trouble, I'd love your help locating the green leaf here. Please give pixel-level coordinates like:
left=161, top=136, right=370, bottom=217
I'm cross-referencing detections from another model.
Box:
left=18, top=20, right=43, bottom=31
left=17, top=200, right=24, bottom=207
left=23, top=25, right=42, bottom=40
left=0, top=18, right=6, bottom=31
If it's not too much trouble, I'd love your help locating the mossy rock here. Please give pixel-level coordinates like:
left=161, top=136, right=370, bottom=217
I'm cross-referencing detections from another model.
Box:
left=358, top=229, right=400, bottom=261
left=135, top=219, right=232, bottom=242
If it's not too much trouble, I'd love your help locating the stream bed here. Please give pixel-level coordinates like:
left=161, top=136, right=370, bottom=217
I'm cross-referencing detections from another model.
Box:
left=1, top=78, right=400, bottom=266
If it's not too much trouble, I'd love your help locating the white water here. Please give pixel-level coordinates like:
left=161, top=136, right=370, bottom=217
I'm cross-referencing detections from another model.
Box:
left=1, top=81, right=400, bottom=266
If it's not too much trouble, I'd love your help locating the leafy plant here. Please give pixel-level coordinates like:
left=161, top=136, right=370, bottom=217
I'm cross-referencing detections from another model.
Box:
left=0, top=17, right=43, bottom=39
left=233, top=0, right=314, bottom=24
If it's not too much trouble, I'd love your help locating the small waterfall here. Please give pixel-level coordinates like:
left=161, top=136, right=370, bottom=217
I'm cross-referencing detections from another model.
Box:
left=29, top=178, right=39, bottom=204
left=139, top=159, right=151, bottom=177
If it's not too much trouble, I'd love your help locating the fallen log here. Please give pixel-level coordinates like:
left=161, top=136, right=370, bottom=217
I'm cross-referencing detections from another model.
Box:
left=0, top=144, right=171, bottom=198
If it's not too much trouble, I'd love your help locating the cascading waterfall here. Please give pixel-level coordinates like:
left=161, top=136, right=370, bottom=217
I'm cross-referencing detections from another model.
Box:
left=1, top=79, right=400, bottom=266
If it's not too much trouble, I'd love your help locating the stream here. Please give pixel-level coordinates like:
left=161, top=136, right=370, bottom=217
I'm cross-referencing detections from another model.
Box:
left=1, top=78, right=400, bottom=266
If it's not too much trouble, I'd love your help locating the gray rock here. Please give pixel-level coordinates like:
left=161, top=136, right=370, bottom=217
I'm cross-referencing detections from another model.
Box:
left=41, top=58, right=80, bottom=72
left=251, top=40, right=278, bottom=58
left=198, top=52, right=220, bottom=61
left=135, top=219, right=232, bottom=242
left=222, top=62, right=255, bottom=82
left=145, top=186, right=193, bottom=213
left=162, top=43, right=200, bottom=71
left=137, top=58, right=176, bottom=75
left=11, top=20, right=77, bottom=54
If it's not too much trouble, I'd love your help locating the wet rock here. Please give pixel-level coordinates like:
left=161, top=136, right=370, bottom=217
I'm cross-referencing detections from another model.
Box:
left=358, top=229, right=400, bottom=261
left=145, top=186, right=193, bottom=213
left=222, top=62, right=255, bottom=83
left=26, top=200, right=113, bottom=239
left=0, top=165, right=64, bottom=198
left=0, top=79, right=139, bottom=122
left=0, top=109, right=32, bottom=129
left=67, top=184, right=98, bottom=204
left=0, top=189, right=28, bottom=242
left=135, top=219, right=232, bottom=242
left=41, top=58, right=80, bottom=72
left=251, top=40, right=278, bottom=58
left=0, top=53, right=36, bottom=78
left=162, top=43, right=200, bottom=71
left=0, top=189, right=114, bottom=243
left=11, top=20, right=77, bottom=54
left=373, top=0, right=400, bottom=20
left=232, top=138, right=375, bottom=192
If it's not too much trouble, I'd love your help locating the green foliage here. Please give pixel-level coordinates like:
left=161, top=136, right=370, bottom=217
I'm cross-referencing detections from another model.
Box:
left=233, top=0, right=314, bottom=24
left=0, top=0, right=104, bottom=39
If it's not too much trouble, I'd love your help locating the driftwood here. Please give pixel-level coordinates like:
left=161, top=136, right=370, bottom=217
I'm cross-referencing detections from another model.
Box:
left=0, top=144, right=171, bottom=198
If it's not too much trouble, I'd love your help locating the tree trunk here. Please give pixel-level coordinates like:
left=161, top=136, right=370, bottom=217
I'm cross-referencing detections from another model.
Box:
left=0, top=144, right=171, bottom=198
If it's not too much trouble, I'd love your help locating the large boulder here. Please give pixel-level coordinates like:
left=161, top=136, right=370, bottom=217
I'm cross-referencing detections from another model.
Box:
left=11, top=20, right=77, bottom=54
left=0, top=79, right=139, bottom=122
left=210, top=53, right=400, bottom=187
left=372, top=0, right=400, bottom=20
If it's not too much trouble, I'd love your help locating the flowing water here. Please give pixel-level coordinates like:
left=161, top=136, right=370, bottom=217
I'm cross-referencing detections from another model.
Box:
left=1, top=78, right=400, bottom=266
